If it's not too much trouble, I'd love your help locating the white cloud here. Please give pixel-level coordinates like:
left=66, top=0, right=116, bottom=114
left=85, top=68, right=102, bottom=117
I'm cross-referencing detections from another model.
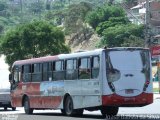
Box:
left=0, top=55, right=9, bottom=70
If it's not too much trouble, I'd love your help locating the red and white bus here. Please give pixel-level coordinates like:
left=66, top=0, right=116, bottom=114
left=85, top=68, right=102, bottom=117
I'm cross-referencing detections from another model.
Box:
left=9, top=47, right=153, bottom=116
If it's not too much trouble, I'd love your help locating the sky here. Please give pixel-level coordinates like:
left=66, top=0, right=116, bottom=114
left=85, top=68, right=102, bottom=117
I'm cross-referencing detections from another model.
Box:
left=0, top=55, right=10, bottom=88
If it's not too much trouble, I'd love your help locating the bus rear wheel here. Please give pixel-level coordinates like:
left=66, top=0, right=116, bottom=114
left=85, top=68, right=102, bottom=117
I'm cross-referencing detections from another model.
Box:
left=101, top=106, right=119, bottom=117
left=12, top=107, right=16, bottom=111
left=4, top=107, right=7, bottom=111
left=64, top=96, right=75, bottom=116
left=24, top=97, right=33, bottom=114
left=74, top=109, right=84, bottom=116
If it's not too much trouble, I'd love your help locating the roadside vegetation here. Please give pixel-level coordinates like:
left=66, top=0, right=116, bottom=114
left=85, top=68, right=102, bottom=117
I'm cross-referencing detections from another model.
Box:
left=0, top=0, right=144, bottom=67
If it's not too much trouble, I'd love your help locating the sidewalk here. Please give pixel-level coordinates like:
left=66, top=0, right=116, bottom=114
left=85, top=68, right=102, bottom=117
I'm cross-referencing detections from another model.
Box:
left=154, top=93, right=160, bottom=99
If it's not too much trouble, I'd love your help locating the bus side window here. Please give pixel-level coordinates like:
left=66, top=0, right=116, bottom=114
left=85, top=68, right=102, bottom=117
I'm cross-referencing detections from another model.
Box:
left=22, top=65, right=32, bottom=82
left=11, top=66, right=19, bottom=90
left=91, top=56, right=100, bottom=79
left=42, top=62, right=52, bottom=81
left=79, top=57, right=91, bottom=79
left=66, top=59, right=78, bottom=80
left=53, top=60, right=65, bottom=80
left=48, top=62, right=52, bottom=81
left=32, top=63, right=42, bottom=82
left=13, top=66, right=19, bottom=83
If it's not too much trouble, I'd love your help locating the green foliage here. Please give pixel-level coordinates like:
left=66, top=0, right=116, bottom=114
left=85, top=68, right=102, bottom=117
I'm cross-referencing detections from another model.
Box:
left=121, top=35, right=144, bottom=47
left=0, top=23, right=4, bottom=34
left=29, top=0, right=45, bottom=14
left=0, top=1, right=7, bottom=11
left=98, top=24, right=144, bottom=47
left=64, top=2, right=92, bottom=34
left=124, top=0, right=138, bottom=4
left=0, top=21, right=70, bottom=67
left=52, top=0, right=66, bottom=10
left=86, top=5, right=125, bottom=29
left=0, top=16, right=9, bottom=25
left=96, top=17, right=130, bottom=35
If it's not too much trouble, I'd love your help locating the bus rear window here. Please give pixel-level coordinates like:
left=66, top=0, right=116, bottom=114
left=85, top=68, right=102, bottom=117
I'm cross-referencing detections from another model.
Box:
left=106, top=49, right=150, bottom=82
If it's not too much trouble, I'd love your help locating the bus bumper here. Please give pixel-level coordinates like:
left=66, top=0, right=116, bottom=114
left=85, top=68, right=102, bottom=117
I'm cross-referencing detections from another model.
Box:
left=102, top=93, right=153, bottom=107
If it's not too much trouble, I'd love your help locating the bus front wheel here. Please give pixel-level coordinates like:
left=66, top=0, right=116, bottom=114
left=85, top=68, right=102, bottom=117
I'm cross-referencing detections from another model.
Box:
left=24, top=97, right=33, bottom=114
left=101, top=106, right=119, bottom=117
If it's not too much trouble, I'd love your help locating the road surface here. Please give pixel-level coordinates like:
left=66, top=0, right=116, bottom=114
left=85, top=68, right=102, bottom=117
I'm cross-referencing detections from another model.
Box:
left=0, top=98, right=160, bottom=120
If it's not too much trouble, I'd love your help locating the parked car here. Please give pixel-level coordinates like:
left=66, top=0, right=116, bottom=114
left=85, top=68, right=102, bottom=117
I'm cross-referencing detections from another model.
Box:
left=0, top=88, right=16, bottom=111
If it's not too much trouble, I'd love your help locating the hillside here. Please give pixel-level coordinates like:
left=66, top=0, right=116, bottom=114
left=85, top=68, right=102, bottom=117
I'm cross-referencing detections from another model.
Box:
left=66, top=33, right=100, bottom=52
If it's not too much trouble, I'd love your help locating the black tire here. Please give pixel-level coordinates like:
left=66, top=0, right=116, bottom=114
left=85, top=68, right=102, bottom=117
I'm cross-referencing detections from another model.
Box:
left=101, top=106, right=119, bottom=117
left=74, top=109, right=84, bottom=116
left=12, top=107, right=16, bottom=111
left=4, top=107, right=7, bottom=111
left=64, top=96, right=75, bottom=116
left=24, top=97, right=33, bottom=114
left=61, top=109, right=65, bottom=115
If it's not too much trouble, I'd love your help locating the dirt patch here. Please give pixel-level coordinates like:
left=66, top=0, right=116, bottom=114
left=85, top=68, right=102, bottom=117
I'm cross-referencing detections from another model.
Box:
left=66, top=33, right=100, bottom=52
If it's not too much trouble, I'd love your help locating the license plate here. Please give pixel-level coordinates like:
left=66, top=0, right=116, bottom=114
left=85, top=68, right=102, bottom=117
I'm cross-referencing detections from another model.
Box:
left=125, top=89, right=134, bottom=94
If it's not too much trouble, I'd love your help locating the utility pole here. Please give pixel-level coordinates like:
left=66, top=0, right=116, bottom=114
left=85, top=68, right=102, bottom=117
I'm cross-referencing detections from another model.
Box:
left=145, top=0, right=151, bottom=48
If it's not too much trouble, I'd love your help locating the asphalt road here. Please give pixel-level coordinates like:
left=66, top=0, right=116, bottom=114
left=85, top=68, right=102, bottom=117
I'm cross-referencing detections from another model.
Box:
left=0, top=98, right=160, bottom=120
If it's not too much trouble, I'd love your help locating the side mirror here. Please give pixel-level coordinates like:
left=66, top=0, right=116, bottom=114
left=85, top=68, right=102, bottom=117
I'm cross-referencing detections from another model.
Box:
left=9, top=74, right=12, bottom=81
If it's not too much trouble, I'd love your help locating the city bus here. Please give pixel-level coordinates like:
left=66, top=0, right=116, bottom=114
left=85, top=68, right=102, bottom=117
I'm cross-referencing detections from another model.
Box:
left=9, top=47, right=153, bottom=116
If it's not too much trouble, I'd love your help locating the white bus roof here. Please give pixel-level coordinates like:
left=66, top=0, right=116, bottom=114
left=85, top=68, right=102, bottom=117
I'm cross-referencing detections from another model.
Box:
left=12, top=47, right=149, bottom=66
left=13, top=49, right=104, bottom=66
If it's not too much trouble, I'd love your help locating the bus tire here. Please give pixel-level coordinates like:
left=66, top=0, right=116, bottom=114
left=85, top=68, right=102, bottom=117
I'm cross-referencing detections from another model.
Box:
left=74, top=109, right=84, bottom=116
left=61, top=109, right=65, bottom=115
left=4, top=107, right=7, bottom=111
left=64, top=96, right=75, bottom=116
left=12, top=107, right=16, bottom=111
left=24, top=97, right=33, bottom=114
left=101, top=106, right=119, bottom=117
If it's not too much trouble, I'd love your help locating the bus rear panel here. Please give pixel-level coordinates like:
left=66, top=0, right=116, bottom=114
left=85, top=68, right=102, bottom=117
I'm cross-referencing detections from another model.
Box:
left=102, top=48, right=153, bottom=107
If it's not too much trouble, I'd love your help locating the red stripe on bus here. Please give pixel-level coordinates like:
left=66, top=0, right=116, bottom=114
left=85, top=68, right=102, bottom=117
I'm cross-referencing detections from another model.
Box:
left=30, top=96, right=62, bottom=109
left=102, top=93, right=153, bottom=107
left=14, top=55, right=59, bottom=65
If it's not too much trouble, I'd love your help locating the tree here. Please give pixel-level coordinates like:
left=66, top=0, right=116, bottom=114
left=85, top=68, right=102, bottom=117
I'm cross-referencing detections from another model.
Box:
left=86, top=5, right=125, bottom=29
left=0, top=21, right=70, bottom=68
left=64, top=2, right=92, bottom=34
left=96, top=16, right=130, bottom=35
left=121, top=35, right=144, bottom=47
left=0, top=1, right=7, bottom=11
left=29, top=0, right=45, bottom=14
left=0, top=23, right=4, bottom=34
left=124, top=0, right=138, bottom=4
left=98, top=24, right=144, bottom=47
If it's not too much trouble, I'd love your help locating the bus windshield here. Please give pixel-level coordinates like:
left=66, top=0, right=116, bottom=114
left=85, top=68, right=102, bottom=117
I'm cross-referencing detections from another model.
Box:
left=106, top=49, right=150, bottom=83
